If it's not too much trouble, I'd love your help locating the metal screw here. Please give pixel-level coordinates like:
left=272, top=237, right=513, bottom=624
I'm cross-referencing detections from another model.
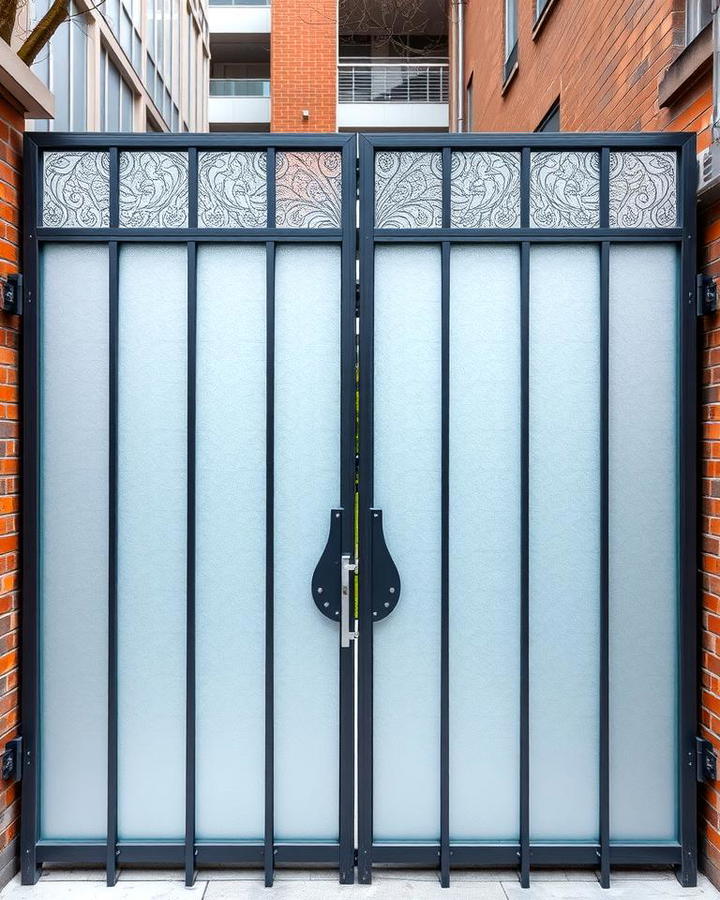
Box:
left=389, top=587, right=395, bottom=594
left=317, top=587, right=323, bottom=594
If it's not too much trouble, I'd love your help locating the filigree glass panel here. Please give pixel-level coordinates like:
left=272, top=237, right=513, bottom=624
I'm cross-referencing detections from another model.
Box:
left=609, top=152, right=677, bottom=228
left=43, top=152, right=110, bottom=228
left=450, top=151, right=521, bottom=228
left=529, top=152, right=600, bottom=228
left=119, top=151, right=189, bottom=228
left=375, top=151, right=443, bottom=229
left=198, top=151, right=267, bottom=228
left=275, top=152, right=341, bottom=228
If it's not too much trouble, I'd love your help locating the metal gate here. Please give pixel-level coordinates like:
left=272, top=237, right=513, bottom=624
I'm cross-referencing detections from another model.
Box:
left=21, top=131, right=698, bottom=889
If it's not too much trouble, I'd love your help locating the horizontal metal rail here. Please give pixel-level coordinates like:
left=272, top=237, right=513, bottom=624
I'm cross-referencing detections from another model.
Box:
left=338, top=60, right=448, bottom=103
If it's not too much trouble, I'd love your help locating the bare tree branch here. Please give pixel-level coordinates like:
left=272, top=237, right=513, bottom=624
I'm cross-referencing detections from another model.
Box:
left=0, top=0, right=20, bottom=45
left=18, top=0, right=68, bottom=64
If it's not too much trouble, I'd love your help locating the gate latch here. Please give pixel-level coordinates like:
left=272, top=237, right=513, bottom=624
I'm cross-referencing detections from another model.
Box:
left=2, top=737, right=22, bottom=783
left=697, top=274, right=717, bottom=316
left=341, top=554, right=357, bottom=649
left=697, top=737, right=717, bottom=783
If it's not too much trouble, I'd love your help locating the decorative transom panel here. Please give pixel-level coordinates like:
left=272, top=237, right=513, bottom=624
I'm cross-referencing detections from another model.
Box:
left=43, top=152, right=110, bottom=228
left=529, top=152, right=600, bottom=228
left=609, top=152, right=677, bottom=228
left=375, top=151, right=443, bottom=228
left=450, top=151, right=521, bottom=228
left=198, top=151, right=267, bottom=228
left=119, top=151, right=189, bottom=228
left=275, top=152, right=342, bottom=228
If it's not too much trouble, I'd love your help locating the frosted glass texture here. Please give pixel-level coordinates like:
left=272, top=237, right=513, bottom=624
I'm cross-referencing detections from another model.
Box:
left=43, top=152, right=109, bottom=227
left=529, top=152, right=600, bottom=228
left=449, top=245, right=521, bottom=841
left=274, top=245, right=341, bottom=840
left=117, top=245, right=187, bottom=839
left=609, top=152, right=677, bottom=228
left=119, top=152, right=189, bottom=228
left=373, top=245, right=441, bottom=840
left=529, top=245, right=600, bottom=840
left=40, top=244, right=109, bottom=838
left=275, top=152, right=342, bottom=228
left=195, top=245, right=266, bottom=840
left=374, top=152, right=443, bottom=228
left=609, top=244, right=678, bottom=840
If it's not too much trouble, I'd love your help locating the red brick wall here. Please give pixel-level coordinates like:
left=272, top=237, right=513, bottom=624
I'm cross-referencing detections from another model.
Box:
left=0, top=90, right=22, bottom=889
left=270, top=0, right=337, bottom=132
left=463, top=0, right=685, bottom=133
left=462, top=0, right=720, bottom=886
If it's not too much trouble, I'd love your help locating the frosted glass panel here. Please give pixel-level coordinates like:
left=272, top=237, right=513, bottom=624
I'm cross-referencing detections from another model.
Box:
left=529, top=245, right=600, bottom=840
left=374, top=244, right=441, bottom=840
left=449, top=245, right=521, bottom=841
left=40, top=244, right=109, bottom=838
left=118, top=244, right=186, bottom=839
left=196, top=245, right=266, bottom=840
left=609, top=244, right=678, bottom=840
left=274, top=245, right=340, bottom=839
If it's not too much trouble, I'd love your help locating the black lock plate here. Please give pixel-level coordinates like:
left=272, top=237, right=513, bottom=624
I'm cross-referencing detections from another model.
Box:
left=311, top=508, right=343, bottom=621
left=370, top=509, right=401, bottom=622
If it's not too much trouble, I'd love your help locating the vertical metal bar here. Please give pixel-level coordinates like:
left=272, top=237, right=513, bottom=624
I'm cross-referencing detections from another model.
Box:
left=357, top=135, right=375, bottom=886
left=440, top=239, right=450, bottom=889
left=677, top=135, right=698, bottom=888
left=599, top=149, right=610, bottom=231
left=338, top=135, right=356, bottom=885
left=442, top=147, right=451, bottom=230
left=106, top=240, right=119, bottom=887
left=184, top=241, right=197, bottom=888
left=109, top=147, right=120, bottom=230
left=267, top=147, right=276, bottom=230
left=599, top=240, right=610, bottom=890
left=264, top=239, right=276, bottom=888
left=188, top=148, right=199, bottom=230
left=264, top=146, right=276, bottom=889
left=519, top=240, right=530, bottom=890
left=20, top=136, right=41, bottom=887
left=521, top=148, right=531, bottom=230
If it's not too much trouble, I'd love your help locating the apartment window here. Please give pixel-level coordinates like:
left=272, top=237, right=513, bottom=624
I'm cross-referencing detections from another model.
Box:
left=686, top=0, right=712, bottom=42
left=536, top=99, right=560, bottom=132
left=100, top=47, right=135, bottom=131
left=30, top=0, right=87, bottom=131
left=504, top=0, right=518, bottom=82
left=465, top=75, right=473, bottom=132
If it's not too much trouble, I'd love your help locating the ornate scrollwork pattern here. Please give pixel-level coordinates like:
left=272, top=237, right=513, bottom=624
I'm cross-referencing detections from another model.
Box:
left=43, top=151, right=110, bottom=227
left=198, top=151, right=267, bottom=228
left=119, top=151, right=189, bottom=228
left=275, top=152, right=342, bottom=228
left=450, top=151, right=521, bottom=228
left=529, top=151, right=600, bottom=228
left=609, top=152, right=677, bottom=228
left=375, top=151, right=442, bottom=228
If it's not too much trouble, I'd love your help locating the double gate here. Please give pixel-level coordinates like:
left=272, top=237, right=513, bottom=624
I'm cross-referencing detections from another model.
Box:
left=21, top=131, right=698, bottom=888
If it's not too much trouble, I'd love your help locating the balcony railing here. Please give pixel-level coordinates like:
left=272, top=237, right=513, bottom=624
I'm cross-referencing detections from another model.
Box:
left=209, top=78, right=270, bottom=97
left=208, top=0, right=269, bottom=5
left=338, top=58, right=448, bottom=103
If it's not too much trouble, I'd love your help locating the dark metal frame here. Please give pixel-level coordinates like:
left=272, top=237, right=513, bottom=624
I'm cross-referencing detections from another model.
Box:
left=20, top=132, right=358, bottom=886
left=357, top=131, right=698, bottom=889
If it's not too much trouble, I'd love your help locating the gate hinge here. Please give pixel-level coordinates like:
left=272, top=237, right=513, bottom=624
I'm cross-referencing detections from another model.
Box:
left=0, top=273, right=22, bottom=317
left=697, top=737, right=717, bottom=783
left=697, top=274, right=717, bottom=316
left=2, top=736, right=22, bottom=783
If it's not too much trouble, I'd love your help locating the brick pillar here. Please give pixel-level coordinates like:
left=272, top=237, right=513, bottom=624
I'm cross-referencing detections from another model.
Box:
left=0, top=92, right=22, bottom=889
left=270, top=0, right=337, bottom=132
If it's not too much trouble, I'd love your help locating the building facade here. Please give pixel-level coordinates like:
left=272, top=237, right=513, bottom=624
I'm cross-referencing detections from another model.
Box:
left=208, top=0, right=449, bottom=132
left=21, top=0, right=210, bottom=132
left=453, top=0, right=720, bottom=887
